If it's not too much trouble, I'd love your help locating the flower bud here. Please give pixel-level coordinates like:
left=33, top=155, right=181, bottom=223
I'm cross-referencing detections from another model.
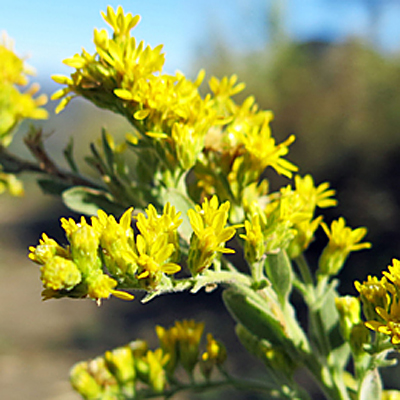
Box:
left=40, top=256, right=81, bottom=291
left=71, top=225, right=101, bottom=275
left=70, top=361, right=103, bottom=400
left=335, top=296, right=361, bottom=341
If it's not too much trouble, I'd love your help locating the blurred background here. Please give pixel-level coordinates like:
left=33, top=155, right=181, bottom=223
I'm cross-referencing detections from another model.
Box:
left=2, top=0, right=400, bottom=398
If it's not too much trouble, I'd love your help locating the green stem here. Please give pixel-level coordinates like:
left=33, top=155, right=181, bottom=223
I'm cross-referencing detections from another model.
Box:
left=295, top=255, right=350, bottom=400
left=131, top=376, right=281, bottom=400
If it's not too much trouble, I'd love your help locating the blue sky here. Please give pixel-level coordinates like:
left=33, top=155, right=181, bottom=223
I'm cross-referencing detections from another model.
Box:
left=2, top=0, right=400, bottom=86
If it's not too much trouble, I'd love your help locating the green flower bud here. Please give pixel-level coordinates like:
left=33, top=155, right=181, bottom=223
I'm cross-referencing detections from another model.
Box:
left=40, top=256, right=81, bottom=291
left=86, top=271, right=118, bottom=302
left=70, top=361, right=103, bottom=400
left=335, top=296, right=361, bottom=341
left=71, top=225, right=101, bottom=275
left=105, top=346, right=135, bottom=397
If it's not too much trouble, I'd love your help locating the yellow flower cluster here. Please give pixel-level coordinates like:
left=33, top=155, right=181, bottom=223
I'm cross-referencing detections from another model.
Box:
left=29, top=203, right=184, bottom=302
left=0, top=34, right=47, bottom=146
left=356, top=259, right=400, bottom=345
left=70, top=320, right=226, bottom=398
left=240, top=174, right=337, bottom=261
left=29, top=214, right=134, bottom=303
left=156, top=319, right=205, bottom=375
left=52, top=6, right=298, bottom=199
left=29, top=196, right=241, bottom=301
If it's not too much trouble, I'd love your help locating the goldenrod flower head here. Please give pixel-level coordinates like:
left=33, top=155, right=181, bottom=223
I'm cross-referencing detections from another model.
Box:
left=40, top=256, right=81, bottom=291
left=28, top=233, right=70, bottom=264
left=365, top=298, right=400, bottom=345
left=70, top=361, right=104, bottom=400
left=156, top=320, right=204, bottom=375
left=141, top=348, right=169, bottom=393
left=135, top=202, right=181, bottom=247
left=233, top=113, right=298, bottom=179
left=294, top=174, right=337, bottom=213
left=188, top=196, right=237, bottom=274
left=0, top=35, right=48, bottom=145
left=70, top=224, right=101, bottom=273
left=101, top=6, right=141, bottom=39
left=134, top=233, right=181, bottom=284
left=200, top=333, right=227, bottom=380
left=240, top=214, right=266, bottom=263
left=86, top=356, right=118, bottom=392
left=383, top=258, right=400, bottom=288
left=355, top=275, right=390, bottom=313
left=318, top=217, right=371, bottom=276
left=174, top=320, right=204, bottom=375
left=155, top=324, right=179, bottom=374
left=202, top=333, right=227, bottom=364
left=335, top=296, right=362, bottom=340
left=104, top=345, right=136, bottom=385
left=0, top=171, right=24, bottom=196
left=86, top=270, right=133, bottom=305
left=95, top=208, right=137, bottom=276
left=209, top=74, right=246, bottom=98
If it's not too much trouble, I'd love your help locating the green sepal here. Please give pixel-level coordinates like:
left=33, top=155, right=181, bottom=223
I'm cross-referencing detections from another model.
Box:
left=265, top=250, right=293, bottom=306
left=62, top=186, right=125, bottom=216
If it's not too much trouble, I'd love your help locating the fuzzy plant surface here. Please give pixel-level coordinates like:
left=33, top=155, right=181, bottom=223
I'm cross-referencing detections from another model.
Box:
left=2, top=6, right=400, bottom=400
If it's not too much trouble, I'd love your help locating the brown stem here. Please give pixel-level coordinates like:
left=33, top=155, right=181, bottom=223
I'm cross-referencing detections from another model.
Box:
left=0, top=127, right=102, bottom=190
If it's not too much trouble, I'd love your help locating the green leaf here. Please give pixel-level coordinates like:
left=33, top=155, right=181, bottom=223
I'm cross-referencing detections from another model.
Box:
left=38, top=178, right=74, bottom=196
left=62, top=186, right=125, bottom=216
left=63, top=137, right=79, bottom=173
left=163, top=187, right=196, bottom=242
left=101, top=128, right=115, bottom=174
left=265, top=250, right=293, bottom=306
left=317, top=282, right=351, bottom=369
left=359, top=369, right=382, bottom=400
left=223, top=284, right=290, bottom=347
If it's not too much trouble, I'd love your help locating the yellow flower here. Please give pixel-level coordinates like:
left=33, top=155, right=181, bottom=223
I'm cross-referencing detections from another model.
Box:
left=134, top=234, right=181, bottom=282
left=365, top=298, right=400, bottom=345
left=382, top=258, right=400, bottom=288
left=202, top=333, right=227, bottom=364
left=209, top=74, right=246, bottom=98
left=318, top=217, right=371, bottom=276
left=141, top=349, right=169, bottom=393
left=188, top=196, right=237, bottom=274
left=135, top=202, right=181, bottom=248
left=240, top=214, right=266, bottom=263
left=0, top=36, right=48, bottom=145
left=294, top=174, right=337, bottom=212
left=233, top=113, right=298, bottom=179
left=28, top=232, right=70, bottom=264
left=156, top=319, right=205, bottom=375
left=355, top=275, right=390, bottom=315
left=175, top=320, right=204, bottom=374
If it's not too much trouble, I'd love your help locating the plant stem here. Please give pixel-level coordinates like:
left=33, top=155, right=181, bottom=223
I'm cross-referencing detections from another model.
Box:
left=295, top=255, right=350, bottom=400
